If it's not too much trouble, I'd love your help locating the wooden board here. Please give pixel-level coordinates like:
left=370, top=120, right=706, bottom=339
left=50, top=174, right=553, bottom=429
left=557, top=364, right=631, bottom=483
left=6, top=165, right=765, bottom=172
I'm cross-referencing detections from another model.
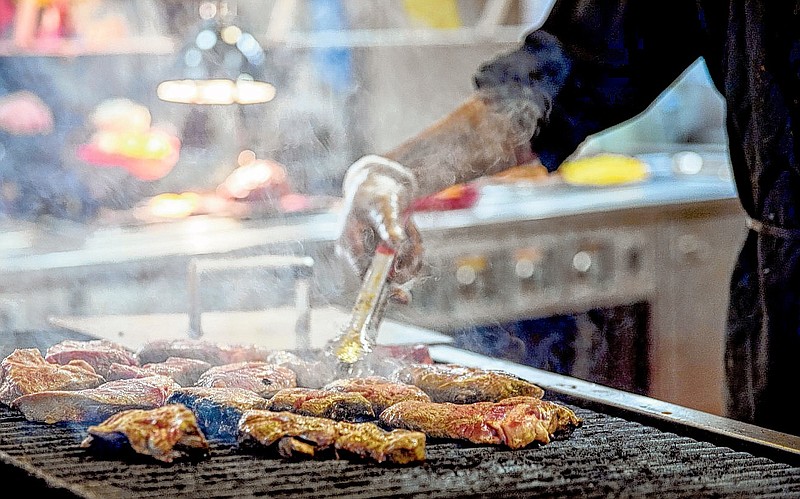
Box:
left=49, top=306, right=452, bottom=352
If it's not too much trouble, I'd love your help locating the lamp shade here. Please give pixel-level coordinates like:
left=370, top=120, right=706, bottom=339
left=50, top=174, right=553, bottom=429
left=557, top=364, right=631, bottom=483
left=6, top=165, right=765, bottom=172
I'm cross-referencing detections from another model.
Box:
left=157, top=3, right=275, bottom=105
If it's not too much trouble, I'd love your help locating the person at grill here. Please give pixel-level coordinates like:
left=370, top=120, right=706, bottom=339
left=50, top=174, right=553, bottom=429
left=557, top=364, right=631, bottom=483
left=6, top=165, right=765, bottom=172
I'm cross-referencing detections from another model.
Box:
left=336, top=1, right=800, bottom=436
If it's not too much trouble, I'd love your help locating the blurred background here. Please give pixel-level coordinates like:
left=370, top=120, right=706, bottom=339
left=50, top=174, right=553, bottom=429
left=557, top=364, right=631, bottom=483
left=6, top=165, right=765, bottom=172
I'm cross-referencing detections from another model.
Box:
left=0, top=0, right=728, bottom=217
left=0, top=1, right=743, bottom=416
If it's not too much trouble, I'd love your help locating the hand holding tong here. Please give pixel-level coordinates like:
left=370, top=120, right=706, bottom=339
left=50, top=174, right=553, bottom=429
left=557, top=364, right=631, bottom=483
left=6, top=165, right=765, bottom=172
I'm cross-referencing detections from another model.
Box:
left=329, top=243, right=396, bottom=367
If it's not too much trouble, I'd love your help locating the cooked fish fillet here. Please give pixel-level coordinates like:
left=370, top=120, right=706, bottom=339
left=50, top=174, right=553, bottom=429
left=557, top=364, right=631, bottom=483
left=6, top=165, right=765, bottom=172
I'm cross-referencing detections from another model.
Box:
left=323, top=376, right=430, bottom=414
left=167, top=386, right=270, bottom=443
left=393, top=363, right=545, bottom=403
left=13, top=375, right=179, bottom=424
left=380, top=396, right=581, bottom=448
left=81, top=404, right=209, bottom=463
left=0, top=349, right=105, bottom=406
left=238, top=410, right=426, bottom=464
left=267, top=388, right=375, bottom=422
left=195, top=362, right=296, bottom=398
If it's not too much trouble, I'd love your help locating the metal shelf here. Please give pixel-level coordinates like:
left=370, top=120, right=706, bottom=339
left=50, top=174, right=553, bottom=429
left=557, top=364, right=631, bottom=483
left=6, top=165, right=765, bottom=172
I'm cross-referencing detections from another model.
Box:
left=0, top=36, right=176, bottom=57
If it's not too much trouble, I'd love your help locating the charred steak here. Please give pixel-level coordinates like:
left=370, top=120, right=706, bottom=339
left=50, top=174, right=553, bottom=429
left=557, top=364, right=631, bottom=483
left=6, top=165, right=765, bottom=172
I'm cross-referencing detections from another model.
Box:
left=267, top=388, right=375, bottom=422
left=323, top=376, right=431, bottom=414
left=45, top=339, right=138, bottom=379
left=105, top=357, right=212, bottom=387
left=13, top=374, right=179, bottom=424
left=195, top=361, right=296, bottom=398
left=81, top=403, right=210, bottom=463
left=167, top=386, right=270, bottom=443
left=380, top=396, right=581, bottom=448
left=0, top=348, right=105, bottom=406
left=238, top=410, right=426, bottom=464
left=393, top=363, right=545, bottom=403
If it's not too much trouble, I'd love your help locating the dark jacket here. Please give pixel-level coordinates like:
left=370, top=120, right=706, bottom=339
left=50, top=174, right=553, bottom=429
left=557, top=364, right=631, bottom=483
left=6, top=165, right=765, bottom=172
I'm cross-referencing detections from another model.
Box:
left=475, top=1, right=800, bottom=435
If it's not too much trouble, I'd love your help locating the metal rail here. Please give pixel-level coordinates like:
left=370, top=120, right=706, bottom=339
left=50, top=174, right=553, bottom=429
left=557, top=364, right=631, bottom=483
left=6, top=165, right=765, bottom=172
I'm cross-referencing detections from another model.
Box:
left=187, top=254, right=314, bottom=348
left=429, top=345, right=800, bottom=465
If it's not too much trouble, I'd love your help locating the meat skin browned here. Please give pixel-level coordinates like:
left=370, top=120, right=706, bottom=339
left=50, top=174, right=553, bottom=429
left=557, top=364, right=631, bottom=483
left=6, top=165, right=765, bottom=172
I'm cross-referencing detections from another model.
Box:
left=0, top=349, right=105, bottom=406
left=238, top=410, right=426, bottom=464
left=393, top=363, right=545, bottom=403
left=323, top=376, right=430, bottom=413
left=45, top=340, right=138, bottom=379
left=12, top=375, right=179, bottom=424
left=81, top=403, right=209, bottom=463
left=267, top=388, right=375, bottom=422
left=195, top=362, right=296, bottom=397
left=106, top=357, right=212, bottom=387
left=379, top=396, right=581, bottom=448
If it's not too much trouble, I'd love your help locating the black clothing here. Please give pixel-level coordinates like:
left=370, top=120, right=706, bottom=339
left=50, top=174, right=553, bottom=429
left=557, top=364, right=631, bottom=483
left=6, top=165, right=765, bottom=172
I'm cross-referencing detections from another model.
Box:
left=475, top=1, right=800, bottom=434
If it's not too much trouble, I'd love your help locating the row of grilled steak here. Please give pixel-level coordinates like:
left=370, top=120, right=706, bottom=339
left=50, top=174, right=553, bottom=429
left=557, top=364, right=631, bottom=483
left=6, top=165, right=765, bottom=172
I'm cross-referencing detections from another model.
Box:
left=0, top=338, right=581, bottom=464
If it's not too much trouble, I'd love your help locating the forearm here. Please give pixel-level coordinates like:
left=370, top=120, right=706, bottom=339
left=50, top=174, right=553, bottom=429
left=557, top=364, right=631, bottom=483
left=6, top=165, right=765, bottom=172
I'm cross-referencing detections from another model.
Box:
left=383, top=91, right=541, bottom=198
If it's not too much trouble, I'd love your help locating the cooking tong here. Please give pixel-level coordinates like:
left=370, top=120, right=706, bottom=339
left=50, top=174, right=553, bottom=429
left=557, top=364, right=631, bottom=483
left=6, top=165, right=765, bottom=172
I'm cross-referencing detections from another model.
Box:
left=329, top=243, right=396, bottom=368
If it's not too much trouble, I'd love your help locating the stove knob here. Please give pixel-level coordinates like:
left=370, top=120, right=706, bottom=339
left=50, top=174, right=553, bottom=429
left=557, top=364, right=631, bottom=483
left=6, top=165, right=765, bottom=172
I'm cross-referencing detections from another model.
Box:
left=572, top=244, right=611, bottom=287
left=454, top=255, right=489, bottom=298
left=572, top=250, right=593, bottom=274
left=456, top=264, right=478, bottom=286
left=513, top=248, right=547, bottom=291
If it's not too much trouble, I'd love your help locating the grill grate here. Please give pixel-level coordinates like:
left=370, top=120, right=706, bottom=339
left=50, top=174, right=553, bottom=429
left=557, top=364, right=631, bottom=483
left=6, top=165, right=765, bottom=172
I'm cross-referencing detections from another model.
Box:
left=3, top=403, right=800, bottom=498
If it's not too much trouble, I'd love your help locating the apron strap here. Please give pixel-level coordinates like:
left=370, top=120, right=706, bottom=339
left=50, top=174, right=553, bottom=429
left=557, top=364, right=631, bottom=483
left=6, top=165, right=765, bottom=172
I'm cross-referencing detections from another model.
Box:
left=746, top=216, right=800, bottom=239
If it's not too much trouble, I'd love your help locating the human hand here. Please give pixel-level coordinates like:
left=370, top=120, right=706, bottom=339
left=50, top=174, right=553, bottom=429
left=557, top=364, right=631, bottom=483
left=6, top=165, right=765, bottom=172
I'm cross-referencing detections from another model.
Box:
left=336, top=155, right=423, bottom=304
left=0, top=91, right=54, bottom=135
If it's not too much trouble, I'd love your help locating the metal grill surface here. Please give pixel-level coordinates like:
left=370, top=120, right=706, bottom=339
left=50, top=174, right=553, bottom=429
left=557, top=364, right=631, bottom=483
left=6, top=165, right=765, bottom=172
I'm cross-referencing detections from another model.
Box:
left=2, top=403, right=800, bottom=498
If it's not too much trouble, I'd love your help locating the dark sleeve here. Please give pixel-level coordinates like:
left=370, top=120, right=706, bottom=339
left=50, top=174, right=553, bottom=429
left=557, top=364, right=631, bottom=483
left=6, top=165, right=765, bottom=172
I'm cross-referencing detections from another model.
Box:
left=474, top=0, right=705, bottom=171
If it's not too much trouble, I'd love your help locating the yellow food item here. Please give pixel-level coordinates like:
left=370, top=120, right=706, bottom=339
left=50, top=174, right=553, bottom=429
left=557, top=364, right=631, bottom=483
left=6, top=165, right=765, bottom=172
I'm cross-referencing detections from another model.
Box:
left=559, top=154, right=649, bottom=186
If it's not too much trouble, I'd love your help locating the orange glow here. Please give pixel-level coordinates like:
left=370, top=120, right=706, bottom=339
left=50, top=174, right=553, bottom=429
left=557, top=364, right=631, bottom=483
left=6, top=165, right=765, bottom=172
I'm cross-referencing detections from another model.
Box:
left=147, top=192, right=201, bottom=219
left=219, top=158, right=288, bottom=200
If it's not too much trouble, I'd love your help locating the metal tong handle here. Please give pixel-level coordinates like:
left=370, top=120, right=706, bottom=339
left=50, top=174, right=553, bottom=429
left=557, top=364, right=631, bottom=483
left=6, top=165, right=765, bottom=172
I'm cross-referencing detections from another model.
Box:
left=333, top=244, right=396, bottom=364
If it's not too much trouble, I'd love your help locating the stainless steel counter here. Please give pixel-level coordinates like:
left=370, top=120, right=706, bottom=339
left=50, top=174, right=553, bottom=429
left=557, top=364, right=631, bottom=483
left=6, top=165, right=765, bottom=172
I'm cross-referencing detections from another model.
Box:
left=0, top=152, right=737, bottom=273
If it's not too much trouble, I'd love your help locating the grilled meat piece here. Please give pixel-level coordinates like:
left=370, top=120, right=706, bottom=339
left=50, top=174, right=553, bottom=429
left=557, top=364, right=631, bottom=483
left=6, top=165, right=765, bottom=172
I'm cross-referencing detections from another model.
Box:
left=267, top=388, right=375, bottom=422
left=238, top=410, right=426, bottom=464
left=323, top=376, right=430, bottom=414
left=13, top=375, right=179, bottom=424
left=45, top=340, right=138, bottom=379
left=265, top=351, right=335, bottom=389
left=81, top=404, right=210, bottom=463
left=105, top=357, right=212, bottom=387
left=136, top=339, right=270, bottom=366
left=167, top=386, right=270, bottom=443
left=0, top=349, right=105, bottom=406
left=372, top=344, right=434, bottom=365
left=393, top=363, right=545, bottom=403
left=380, top=396, right=581, bottom=448
left=195, top=362, right=296, bottom=398
left=104, top=363, right=149, bottom=382
left=333, top=419, right=425, bottom=464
